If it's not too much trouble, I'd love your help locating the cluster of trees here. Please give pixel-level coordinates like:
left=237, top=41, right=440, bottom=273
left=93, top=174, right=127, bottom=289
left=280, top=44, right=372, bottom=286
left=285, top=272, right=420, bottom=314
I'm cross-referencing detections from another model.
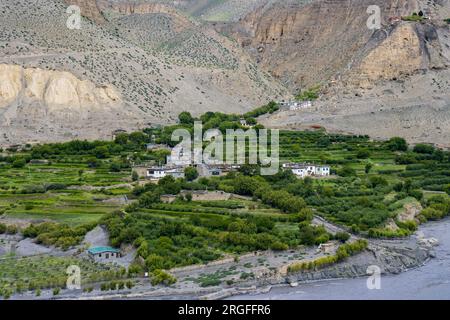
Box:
left=227, top=175, right=308, bottom=214
left=18, top=183, right=67, bottom=194
left=288, top=240, right=368, bottom=273
left=158, top=103, right=278, bottom=146
left=30, top=133, right=151, bottom=160
left=419, top=196, right=450, bottom=222
left=0, top=154, right=31, bottom=168
left=23, top=222, right=97, bottom=250
left=295, top=85, right=320, bottom=101
left=298, top=222, right=330, bottom=246
left=100, top=280, right=135, bottom=291
left=150, top=270, right=177, bottom=286
left=368, top=227, right=412, bottom=238
left=101, top=194, right=331, bottom=272
left=243, top=101, right=279, bottom=118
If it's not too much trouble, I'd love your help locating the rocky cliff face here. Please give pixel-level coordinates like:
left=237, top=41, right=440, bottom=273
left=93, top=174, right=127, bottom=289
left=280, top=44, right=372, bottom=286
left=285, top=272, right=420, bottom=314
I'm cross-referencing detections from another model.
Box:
left=0, top=64, right=121, bottom=112
left=224, top=0, right=429, bottom=90
left=97, top=0, right=183, bottom=16
left=64, top=0, right=106, bottom=24
left=345, top=19, right=448, bottom=88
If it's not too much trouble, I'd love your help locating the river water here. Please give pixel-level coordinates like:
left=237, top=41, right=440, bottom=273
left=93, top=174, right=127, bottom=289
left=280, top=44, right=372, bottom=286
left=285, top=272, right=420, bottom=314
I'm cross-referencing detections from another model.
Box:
left=229, top=218, right=450, bottom=300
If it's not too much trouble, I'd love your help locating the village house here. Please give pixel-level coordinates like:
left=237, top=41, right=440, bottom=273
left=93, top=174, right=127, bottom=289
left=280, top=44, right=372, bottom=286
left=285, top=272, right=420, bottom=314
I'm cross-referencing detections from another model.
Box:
left=88, top=246, right=121, bottom=262
left=279, top=100, right=313, bottom=111
left=146, top=166, right=185, bottom=180
left=282, top=163, right=330, bottom=178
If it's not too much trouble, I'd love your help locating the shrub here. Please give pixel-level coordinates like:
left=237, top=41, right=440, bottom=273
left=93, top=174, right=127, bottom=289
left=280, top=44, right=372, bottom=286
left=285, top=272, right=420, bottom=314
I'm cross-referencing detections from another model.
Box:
left=444, top=184, right=450, bottom=195
left=357, top=149, right=371, bottom=159
left=386, top=137, right=408, bottom=151
left=295, top=85, right=320, bottom=101
left=408, top=189, right=423, bottom=201
left=184, top=167, right=199, bottom=181
left=6, top=225, right=18, bottom=234
left=413, top=144, right=435, bottom=154
left=334, top=232, right=351, bottom=243
left=12, top=158, right=26, bottom=168
left=178, top=111, right=194, bottom=125
left=338, top=166, right=356, bottom=177
left=288, top=240, right=368, bottom=273
left=420, top=207, right=445, bottom=221
left=150, top=270, right=177, bottom=286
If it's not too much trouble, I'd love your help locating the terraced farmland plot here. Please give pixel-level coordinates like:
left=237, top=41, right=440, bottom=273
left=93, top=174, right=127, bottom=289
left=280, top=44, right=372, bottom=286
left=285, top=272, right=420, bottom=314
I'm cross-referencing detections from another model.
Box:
left=0, top=190, right=122, bottom=226
left=0, top=255, right=123, bottom=296
left=0, top=160, right=131, bottom=225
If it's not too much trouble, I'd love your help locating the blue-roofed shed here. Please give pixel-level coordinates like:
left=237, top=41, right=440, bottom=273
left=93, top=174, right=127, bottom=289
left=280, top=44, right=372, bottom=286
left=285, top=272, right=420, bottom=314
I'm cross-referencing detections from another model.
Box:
left=88, top=246, right=121, bottom=260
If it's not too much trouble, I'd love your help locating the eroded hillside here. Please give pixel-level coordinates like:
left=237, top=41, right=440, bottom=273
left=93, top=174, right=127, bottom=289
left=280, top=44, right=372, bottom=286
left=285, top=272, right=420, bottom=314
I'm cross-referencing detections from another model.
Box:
left=0, top=0, right=287, bottom=145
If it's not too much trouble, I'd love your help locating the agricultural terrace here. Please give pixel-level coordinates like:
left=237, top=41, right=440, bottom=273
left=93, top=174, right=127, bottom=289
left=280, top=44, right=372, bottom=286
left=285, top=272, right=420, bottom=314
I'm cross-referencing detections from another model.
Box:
left=0, top=107, right=449, bottom=296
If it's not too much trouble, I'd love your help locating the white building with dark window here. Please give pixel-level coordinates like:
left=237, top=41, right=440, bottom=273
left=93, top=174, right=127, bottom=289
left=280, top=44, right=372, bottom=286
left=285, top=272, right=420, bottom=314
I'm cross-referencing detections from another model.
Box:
left=283, top=163, right=330, bottom=178
left=146, top=166, right=185, bottom=180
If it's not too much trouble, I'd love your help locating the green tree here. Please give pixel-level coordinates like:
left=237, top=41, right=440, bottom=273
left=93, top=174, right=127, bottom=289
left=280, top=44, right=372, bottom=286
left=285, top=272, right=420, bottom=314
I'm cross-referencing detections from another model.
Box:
left=338, top=166, right=356, bottom=177
left=86, top=157, right=101, bottom=168
left=158, top=176, right=181, bottom=195
left=413, top=144, right=435, bottom=154
left=178, top=112, right=194, bottom=125
left=233, top=176, right=259, bottom=196
left=94, top=146, right=109, bottom=159
left=357, top=149, right=370, bottom=159
left=445, top=184, right=450, bottom=195
left=114, top=133, right=129, bottom=145
left=139, top=191, right=161, bottom=208
left=12, top=158, right=26, bottom=168
left=184, top=167, right=199, bottom=181
left=386, top=137, right=408, bottom=151
left=109, top=162, right=121, bottom=172
left=146, top=254, right=166, bottom=271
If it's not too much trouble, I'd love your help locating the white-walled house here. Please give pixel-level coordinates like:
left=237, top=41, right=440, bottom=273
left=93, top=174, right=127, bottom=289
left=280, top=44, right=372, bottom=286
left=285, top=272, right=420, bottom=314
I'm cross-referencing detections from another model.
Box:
left=283, top=163, right=331, bottom=178
left=146, top=166, right=185, bottom=180
left=315, top=166, right=331, bottom=176
left=147, top=167, right=167, bottom=180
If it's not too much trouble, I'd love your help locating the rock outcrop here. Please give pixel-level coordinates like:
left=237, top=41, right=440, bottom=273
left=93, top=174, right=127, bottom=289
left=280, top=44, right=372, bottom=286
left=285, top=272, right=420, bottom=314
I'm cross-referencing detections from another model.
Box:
left=348, top=21, right=447, bottom=88
left=97, top=0, right=183, bottom=17
left=222, top=0, right=450, bottom=90
left=285, top=241, right=431, bottom=283
left=0, top=64, right=121, bottom=112
left=64, top=0, right=106, bottom=24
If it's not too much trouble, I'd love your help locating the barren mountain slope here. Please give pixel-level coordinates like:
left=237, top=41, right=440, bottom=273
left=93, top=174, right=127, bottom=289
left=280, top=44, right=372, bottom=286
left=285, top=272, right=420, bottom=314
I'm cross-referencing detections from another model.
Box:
left=217, top=0, right=450, bottom=146
left=222, top=0, right=425, bottom=91
left=124, top=0, right=274, bottom=22
left=0, top=0, right=287, bottom=145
